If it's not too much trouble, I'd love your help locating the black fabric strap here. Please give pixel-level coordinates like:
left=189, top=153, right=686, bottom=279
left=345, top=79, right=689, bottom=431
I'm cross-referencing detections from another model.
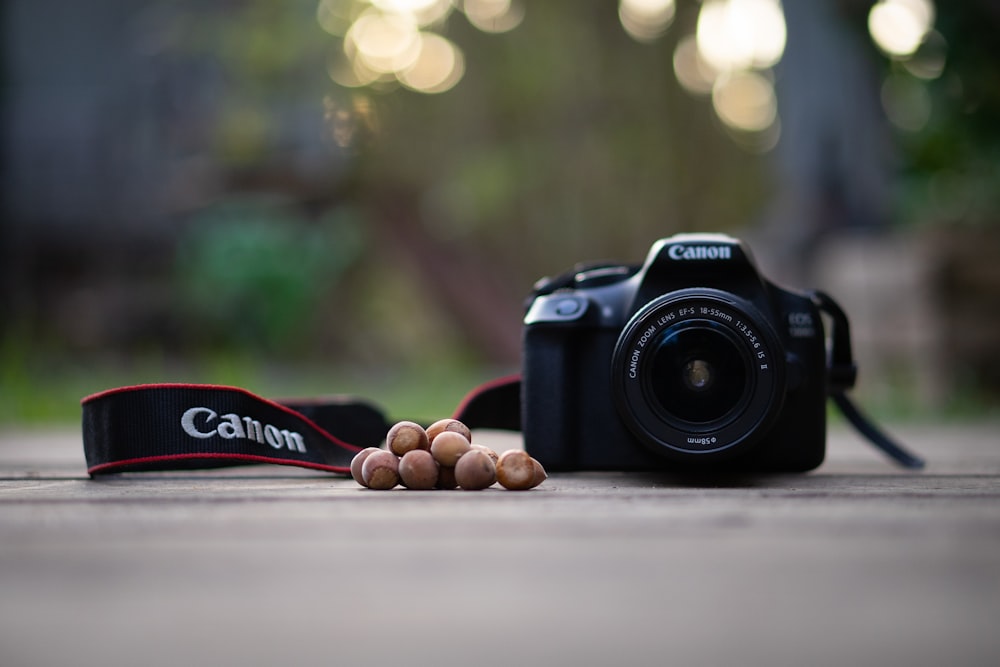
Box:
left=82, top=378, right=523, bottom=477
left=831, top=392, right=925, bottom=469
left=453, top=374, right=522, bottom=432
left=82, top=384, right=391, bottom=476
left=809, top=290, right=925, bottom=470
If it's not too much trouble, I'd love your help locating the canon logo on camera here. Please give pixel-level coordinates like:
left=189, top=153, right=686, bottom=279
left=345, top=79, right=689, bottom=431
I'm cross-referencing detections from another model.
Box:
left=667, top=244, right=732, bottom=261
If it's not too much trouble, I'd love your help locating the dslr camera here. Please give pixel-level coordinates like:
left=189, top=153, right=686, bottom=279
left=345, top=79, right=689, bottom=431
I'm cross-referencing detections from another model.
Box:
left=522, top=233, right=849, bottom=473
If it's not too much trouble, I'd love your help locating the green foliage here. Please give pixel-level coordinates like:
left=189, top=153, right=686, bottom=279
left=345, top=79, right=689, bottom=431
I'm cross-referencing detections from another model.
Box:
left=174, top=197, right=364, bottom=353
left=889, top=5, right=1000, bottom=228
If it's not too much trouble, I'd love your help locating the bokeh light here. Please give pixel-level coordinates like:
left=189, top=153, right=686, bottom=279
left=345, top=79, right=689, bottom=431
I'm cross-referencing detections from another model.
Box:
left=619, top=0, right=676, bottom=43
left=464, top=0, right=524, bottom=34
left=330, top=38, right=391, bottom=88
left=696, top=0, right=786, bottom=72
left=673, top=34, right=719, bottom=95
left=317, top=0, right=362, bottom=37
left=712, top=70, right=778, bottom=133
left=346, top=10, right=422, bottom=75
left=868, top=0, right=935, bottom=58
left=322, top=0, right=522, bottom=95
left=371, top=0, right=454, bottom=27
left=902, top=30, right=946, bottom=80
left=397, top=32, right=465, bottom=93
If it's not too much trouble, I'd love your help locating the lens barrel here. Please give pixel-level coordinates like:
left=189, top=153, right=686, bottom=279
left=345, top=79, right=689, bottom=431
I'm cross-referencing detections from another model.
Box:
left=611, top=289, right=786, bottom=458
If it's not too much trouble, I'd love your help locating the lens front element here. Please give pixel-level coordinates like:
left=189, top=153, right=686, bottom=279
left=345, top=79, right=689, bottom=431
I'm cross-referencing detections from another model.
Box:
left=648, top=321, right=750, bottom=426
left=683, top=359, right=713, bottom=391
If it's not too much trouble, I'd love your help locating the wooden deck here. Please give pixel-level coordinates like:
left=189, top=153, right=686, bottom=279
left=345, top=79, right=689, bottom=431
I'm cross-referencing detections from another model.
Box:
left=2, top=423, right=998, bottom=666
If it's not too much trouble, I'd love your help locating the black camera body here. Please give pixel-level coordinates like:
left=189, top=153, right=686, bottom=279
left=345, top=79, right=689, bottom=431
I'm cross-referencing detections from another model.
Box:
left=522, top=233, right=831, bottom=473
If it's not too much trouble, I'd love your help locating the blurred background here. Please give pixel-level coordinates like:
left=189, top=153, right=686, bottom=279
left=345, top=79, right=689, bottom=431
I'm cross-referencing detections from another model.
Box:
left=1, top=0, right=998, bottom=424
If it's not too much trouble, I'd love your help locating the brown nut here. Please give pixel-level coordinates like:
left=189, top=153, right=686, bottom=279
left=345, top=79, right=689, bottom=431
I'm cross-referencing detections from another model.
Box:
left=496, top=450, right=536, bottom=490
left=455, top=449, right=497, bottom=490
left=398, top=449, right=439, bottom=490
left=430, top=431, right=471, bottom=467
left=435, top=466, right=458, bottom=490
left=361, top=450, right=400, bottom=490
left=386, top=421, right=429, bottom=457
left=350, top=447, right=383, bottom=488
left=426, top=418, right=471, bottom=444
left=529, top=457, right=548, bottom=489
left=470, top=444, right=499, bottom=465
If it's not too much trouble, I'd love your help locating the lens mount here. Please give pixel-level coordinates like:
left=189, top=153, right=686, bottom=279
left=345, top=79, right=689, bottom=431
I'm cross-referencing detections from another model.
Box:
left=611, top=289, right=786, bottom=459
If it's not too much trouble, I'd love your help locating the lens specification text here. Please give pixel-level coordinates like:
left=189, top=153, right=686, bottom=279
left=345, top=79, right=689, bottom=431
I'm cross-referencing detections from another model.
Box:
left=627, top=303, right=772, bottom=380
left=700, top=307, right=733, bottom=321
left=735, top=320, right=770, bottom=369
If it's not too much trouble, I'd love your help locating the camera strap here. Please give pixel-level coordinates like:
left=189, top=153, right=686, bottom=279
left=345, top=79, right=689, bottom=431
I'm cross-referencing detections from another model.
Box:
left=83, top=290, right=922, bottom=475
left=82, top=376, right=522, bottom=476
left=810, top=291, right=925, bottom=469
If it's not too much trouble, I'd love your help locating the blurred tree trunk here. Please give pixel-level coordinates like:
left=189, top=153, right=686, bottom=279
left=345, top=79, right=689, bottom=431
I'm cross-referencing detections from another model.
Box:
left=754, top=0, right=894, bottom=285
left=366, top=187, right=523, bottom=365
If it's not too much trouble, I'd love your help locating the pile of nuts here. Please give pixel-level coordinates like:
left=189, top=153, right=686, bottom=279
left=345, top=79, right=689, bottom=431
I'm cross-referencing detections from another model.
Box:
left=350, top=418, right=547, bottom=491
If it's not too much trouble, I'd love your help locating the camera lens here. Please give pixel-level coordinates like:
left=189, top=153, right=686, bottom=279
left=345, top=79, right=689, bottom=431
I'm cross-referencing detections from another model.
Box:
left=646, top=321, right=750, bottom=425
left=611, top=289, right=786, bottom=459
